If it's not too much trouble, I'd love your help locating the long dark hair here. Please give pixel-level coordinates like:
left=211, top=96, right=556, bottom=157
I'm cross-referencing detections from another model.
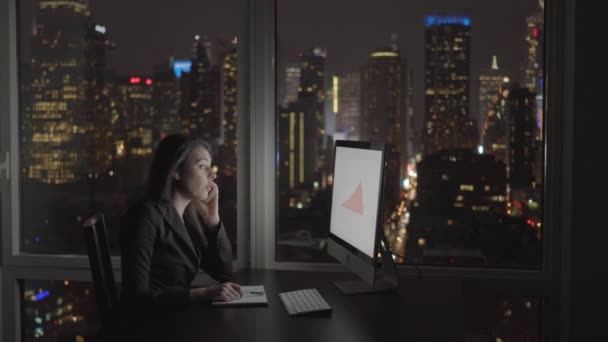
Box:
left=147, top=134, right=214, bottom=202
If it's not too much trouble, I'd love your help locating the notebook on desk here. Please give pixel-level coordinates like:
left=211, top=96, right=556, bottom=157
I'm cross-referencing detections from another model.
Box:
left=211, top=285, right=268, bottom=307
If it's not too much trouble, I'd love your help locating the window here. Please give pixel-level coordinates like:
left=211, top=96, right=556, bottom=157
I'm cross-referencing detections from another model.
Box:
left=2, top=0, right=574, bottom=340
left=17, top=0, right=241, bottom=255
left=6, top=0, right=246, bottom=339
left=20, top=279, right=98, bottom=342
left=465, top=294, right=542, bottom=340
left=276, top=0, right=545, bottom=268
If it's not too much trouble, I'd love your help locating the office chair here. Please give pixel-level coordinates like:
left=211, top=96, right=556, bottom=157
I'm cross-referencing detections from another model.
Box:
left=82, top=213, right=119, bottom=339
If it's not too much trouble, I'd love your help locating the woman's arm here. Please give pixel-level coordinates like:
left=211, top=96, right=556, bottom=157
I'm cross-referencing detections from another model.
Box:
left=189, top=181, right=234, bottom=281
left=200, top=220, right=233, bottom=282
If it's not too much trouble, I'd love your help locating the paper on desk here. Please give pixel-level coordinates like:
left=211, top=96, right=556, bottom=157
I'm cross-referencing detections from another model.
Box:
left=211, top=285, right=268, bottom=306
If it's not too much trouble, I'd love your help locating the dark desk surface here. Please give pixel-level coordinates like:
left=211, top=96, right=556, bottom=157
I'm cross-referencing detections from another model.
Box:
left=131, top=270, right=543, bottom=342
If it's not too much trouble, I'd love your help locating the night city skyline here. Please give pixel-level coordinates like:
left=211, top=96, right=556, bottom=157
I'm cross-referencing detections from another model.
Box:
left=17, top=0, right=544, bottom=264
left=14, top=0, right=545, bottom=340
left=19, top=0, right=544, bottom=130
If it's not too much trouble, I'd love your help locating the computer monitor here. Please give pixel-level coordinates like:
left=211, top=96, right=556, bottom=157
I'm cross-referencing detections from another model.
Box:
left=326, top=140, right=399, bottom=294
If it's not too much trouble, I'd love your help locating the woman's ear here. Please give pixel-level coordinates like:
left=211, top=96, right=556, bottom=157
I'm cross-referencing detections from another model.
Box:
left=174, top=172, right=180, bottom=181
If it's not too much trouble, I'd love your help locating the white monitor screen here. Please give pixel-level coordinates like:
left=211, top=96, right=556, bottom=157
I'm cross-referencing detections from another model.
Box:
left=329, top=146, right=383, bottom=258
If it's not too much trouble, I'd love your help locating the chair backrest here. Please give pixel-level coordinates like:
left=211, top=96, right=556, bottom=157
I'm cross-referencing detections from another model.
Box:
left=82, top=213, right=118, bottom=333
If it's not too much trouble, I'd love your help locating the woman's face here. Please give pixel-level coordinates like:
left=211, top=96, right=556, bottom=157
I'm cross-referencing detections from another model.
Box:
left=177, top=146, right=216, bottom=201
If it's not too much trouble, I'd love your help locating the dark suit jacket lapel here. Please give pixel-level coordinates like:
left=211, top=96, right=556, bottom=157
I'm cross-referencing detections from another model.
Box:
left=156, top=202, right=199, bottom=263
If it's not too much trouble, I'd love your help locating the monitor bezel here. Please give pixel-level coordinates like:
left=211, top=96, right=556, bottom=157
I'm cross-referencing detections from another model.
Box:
left=328, top=140, right=386, bottom=268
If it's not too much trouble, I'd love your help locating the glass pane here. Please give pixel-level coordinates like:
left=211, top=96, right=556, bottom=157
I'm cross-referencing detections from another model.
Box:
left=18, top=0, right=240, bottom=255
left=465, top=295, right=542, bottom=341
left=276, top=0, right=544, bottom=267
left=21, top=279, right=99, bottom=341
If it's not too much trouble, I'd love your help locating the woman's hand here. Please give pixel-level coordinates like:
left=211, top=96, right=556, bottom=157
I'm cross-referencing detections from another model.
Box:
left=193, top=181, right=220, bottom=229
left=189, top=282, right=242, bottom=302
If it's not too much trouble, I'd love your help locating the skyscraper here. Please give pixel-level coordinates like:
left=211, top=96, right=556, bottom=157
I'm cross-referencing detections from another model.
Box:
left=506, top=86, right=537, bottom=191
left=152, top=59, right=181, bottom=141
left=479, top=56, right=510, bottom=162
left=523, top=9, right=544, bottom=142
left=406, top=67, right=417, bottom=158
left=360, top=44, right=409, bottom=178
left=523, top=5, right=545, bottom=188
left=407, top=149, right=507, bottom=263
left=181, top=36, right=221, bottom=143
left=522, top=11, right=544, bottom=96
left=277, top=101, right=324, bottom=211
left=23, top=0, right=90, bottom=184
left=112, top=76, right=155, bottom=188
left=414, top=149, right=506, bottom=213
left=334, top=71, right=361, bottom=140
left=279, top=103, right=305, bottom=191
left=284, top=62, right=301, bottom=106
left=298, top=47, right=326, bottom=103
left=85, top=21, right=115, bottom=176
left=114, top=76, right=155, bottom=157
left=482, top=85, right=511, bottom=164
left=423, top=15, right=477, bottom=156
left=219, top=36, right=238, bottom=176
left=297, top=47, right=327, bottom=183
left=217, top=37, right=239, bottom=246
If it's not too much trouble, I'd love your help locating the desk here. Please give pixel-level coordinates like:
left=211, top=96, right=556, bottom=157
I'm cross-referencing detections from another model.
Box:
left=128, top=270, right=542, bottom=342
left=128, top=271, right=463, bottom=342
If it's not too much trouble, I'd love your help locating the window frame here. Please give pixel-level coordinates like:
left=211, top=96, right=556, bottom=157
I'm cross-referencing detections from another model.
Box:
left=255, top=0, right=574, bottom=338
left=1, top=0, right=575, bottom=340
left=1, top=0, right=252, bottom=340
left=256, top=0, right=574, bottom=292
left=256, top=1, right=574, bottom=338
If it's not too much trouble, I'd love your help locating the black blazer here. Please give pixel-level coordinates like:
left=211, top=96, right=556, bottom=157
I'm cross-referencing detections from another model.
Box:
left=119, top=200, right=233, bottom=311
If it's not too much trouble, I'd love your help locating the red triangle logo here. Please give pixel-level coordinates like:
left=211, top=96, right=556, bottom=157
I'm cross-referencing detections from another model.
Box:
left=342, top=181, right=364, bottom=215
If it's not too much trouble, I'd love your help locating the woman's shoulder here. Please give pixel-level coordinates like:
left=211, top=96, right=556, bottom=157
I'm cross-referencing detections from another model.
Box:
left=124, top=200, right=164, bottom=223
left=119, top=201, right=166, bottom=248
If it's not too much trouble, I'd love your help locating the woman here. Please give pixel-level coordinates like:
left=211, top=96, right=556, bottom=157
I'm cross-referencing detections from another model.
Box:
left=120, top=134, right=242, bottom=313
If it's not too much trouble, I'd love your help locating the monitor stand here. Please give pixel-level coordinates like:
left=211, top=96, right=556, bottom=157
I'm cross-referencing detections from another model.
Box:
left=334, top=234, right=400, bottom=295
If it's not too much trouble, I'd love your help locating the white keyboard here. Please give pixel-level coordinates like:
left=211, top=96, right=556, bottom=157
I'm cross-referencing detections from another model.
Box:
left=279, top=288, right=332, bottom=316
